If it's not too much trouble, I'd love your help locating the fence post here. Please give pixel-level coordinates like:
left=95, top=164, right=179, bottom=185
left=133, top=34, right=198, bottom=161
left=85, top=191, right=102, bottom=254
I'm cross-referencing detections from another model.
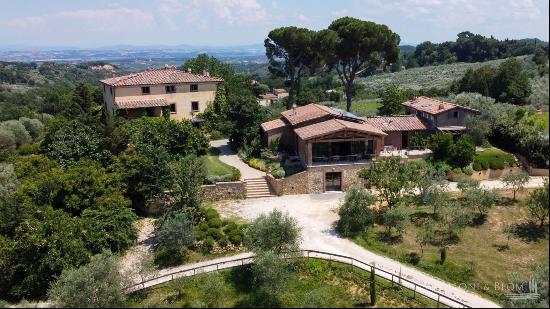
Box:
left=413, top=285, right=416, bottom=299
left=437, top=295, right=440, bottom=308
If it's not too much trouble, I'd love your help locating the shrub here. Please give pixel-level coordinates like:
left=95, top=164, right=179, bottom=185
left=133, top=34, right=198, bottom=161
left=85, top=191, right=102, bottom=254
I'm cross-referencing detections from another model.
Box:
left=205, top=208, right=220, bottom=221
left=17, top=143, right=40, bottom=155
left=0, top=128, right=16, bottom=151
left=48, top=252, right=127, bottom=308
left=154, top=212, right=194, bottom=251
left=473, top=148, right=516, bottom=171
left=427, top=133, right=453, bottom=161
left=231, top=167, right=241, bottom=181
left=449, top=134, right=476, bottom=167
left=337, top=188, right=377, bottom=237
left=271, top=167, right=286, bottom=179
left=18, top=117, right=44, bottom=140
left=462, top=166, right=474, bottom=175
left=154, top=246, right=185, bottom=267
left=202, top=236, right=215, bottom=253
left=0, top=120, right=32, bottom=147
left=224, top=222, right=238, bottom=233
left=218, top=236, right=229, bottom=248
left=207, top=228, right=223, bottom=240
left=228, top=230, right=243, bottom=245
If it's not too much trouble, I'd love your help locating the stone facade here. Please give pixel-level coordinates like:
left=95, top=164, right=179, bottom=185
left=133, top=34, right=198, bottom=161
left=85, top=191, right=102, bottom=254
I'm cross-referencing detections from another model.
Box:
left=201, top=181, right=246, bottom=201
left=267, top=162, right=369, bottom=195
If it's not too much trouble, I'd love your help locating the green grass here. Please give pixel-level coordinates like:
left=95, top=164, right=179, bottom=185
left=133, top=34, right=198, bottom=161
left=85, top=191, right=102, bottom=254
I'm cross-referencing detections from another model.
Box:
left=127, top=259, right=437, bottom=308
left=349, top=195, right=549, bottom=304
left=472, top=147, right=517, bottom=171
left=201, top=147, right=235, bottom=177
left=320, top=99, right=383, bottom=116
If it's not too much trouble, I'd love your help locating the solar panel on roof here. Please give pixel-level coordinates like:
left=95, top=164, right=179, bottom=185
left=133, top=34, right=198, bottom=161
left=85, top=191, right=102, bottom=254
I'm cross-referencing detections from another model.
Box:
left=330, top=107, right=363, bottom=121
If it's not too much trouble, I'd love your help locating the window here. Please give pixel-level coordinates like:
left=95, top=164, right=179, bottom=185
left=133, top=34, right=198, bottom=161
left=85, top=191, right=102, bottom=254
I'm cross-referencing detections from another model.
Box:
left=165, top=85, right=176, bottom=93
left=141, top=86, right=150, bottom=95
left=109, top=87, right=112, bottom=95
left=190, top=84, right=198, bottom=92
left=454, top=111, right=459, bottom=118
left=170, top=103, right=177, bottom=114
left=191, top=101, right=199, bottom=112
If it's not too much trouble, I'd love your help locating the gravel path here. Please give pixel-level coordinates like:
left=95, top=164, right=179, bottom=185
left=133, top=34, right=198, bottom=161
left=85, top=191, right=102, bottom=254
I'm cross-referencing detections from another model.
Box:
left=209, top=139, right=265, bottom=180
left=213, top=193, right=502, bottom=308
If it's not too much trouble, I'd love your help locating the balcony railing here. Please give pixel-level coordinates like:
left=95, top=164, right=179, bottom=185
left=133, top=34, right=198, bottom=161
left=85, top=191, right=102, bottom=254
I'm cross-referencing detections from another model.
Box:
left=311, top=153, right=374, bottom=166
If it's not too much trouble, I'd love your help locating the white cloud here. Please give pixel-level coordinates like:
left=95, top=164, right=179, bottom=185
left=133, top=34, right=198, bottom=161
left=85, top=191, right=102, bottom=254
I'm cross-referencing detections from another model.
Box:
left=156, top=0, right=267, bottom=28
left=0, top=7, right=156, bottom=33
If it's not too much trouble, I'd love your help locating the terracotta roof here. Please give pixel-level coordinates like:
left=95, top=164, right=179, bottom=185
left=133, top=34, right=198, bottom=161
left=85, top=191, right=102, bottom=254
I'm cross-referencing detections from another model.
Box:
left=281, top=103, right=339, bottom=126
left=261, top=118, right=287, bottom=131
left=294, top=118, right=386, bottom=140
left=273, top=88, right=288, bottom=94
left=100, top=68, right=223, bottom=87
left=363, top=115, right=428, bottom=132
left=114, top=97, right=169, bottom=109
left=402, top=96, right=479, bottom=115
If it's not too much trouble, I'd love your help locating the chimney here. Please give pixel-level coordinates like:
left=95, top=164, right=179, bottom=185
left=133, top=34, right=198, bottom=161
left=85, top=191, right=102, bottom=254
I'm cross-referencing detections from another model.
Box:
left=439, top=104, right=445, bottom=110
left=203, top=69, right=209, bottom=77
left=187, top=68, right=192, bottom=73
left=292, top=103, right=297, bottom=115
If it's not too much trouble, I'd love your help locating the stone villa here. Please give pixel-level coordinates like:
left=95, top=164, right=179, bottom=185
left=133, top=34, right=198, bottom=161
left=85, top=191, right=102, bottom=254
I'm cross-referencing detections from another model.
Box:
left=261, top=96, right=478, bottom=193
left=100, top=66, right=223, bottom=121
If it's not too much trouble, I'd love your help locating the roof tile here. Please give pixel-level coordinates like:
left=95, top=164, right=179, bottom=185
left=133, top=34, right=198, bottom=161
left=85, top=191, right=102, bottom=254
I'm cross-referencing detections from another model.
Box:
left=363, top=115, right=428, bottom=132
left=402, top=96, right=479, bottom=115
left=100, top=68, right=223, bottom=87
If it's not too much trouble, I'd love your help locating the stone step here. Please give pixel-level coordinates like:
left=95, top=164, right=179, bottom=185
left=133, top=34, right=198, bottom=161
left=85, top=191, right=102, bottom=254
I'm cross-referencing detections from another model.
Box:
left=247, top=193, right=274, bottom=198
left=246, top=183, right=270, bottom=189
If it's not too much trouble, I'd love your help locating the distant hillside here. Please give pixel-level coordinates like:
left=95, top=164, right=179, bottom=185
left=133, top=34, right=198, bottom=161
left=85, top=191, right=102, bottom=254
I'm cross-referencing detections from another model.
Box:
left=357, top=56, right=532, bottom=94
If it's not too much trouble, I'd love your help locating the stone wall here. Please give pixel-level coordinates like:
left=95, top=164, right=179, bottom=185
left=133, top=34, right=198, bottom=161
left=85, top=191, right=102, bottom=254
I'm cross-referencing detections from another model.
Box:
left=201, top=181, right=246, bottom=201
left=468, top=167, right=524, bottom=181
left=267, top=163, right=368, bottom=195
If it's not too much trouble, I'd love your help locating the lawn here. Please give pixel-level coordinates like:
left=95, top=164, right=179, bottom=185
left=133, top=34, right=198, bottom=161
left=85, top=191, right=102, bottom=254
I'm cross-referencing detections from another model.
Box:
left=127, top=259, right=436, bottom=308
left=320, top=99, right=383, bottom=117
left=472, top=147, right=517, bottom=171
left=201, top=147, right=239, bottom=182
left=350, top=192, right=549, bottom=304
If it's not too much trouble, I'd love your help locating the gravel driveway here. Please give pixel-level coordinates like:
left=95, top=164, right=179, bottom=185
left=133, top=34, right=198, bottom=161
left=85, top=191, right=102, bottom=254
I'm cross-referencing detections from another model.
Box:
left=214, top=193, right=501, bottom=308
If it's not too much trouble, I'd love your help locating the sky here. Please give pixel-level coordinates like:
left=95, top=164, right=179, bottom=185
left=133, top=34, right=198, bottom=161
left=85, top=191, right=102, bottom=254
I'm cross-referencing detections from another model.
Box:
left=0, top=0, right=548, bottom=48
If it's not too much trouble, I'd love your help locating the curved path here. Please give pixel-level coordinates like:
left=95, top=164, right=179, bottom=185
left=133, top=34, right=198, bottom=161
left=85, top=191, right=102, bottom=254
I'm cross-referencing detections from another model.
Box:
left=214, top=193, right=501, bottom=308
left=209, top=139, right=265, bottom=180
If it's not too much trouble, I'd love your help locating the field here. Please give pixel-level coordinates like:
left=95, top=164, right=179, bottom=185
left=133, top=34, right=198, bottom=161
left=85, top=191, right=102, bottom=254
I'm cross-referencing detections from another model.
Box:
left=357, top=58, right=510, bottom=94
left=321, top=99, right=383, bottom=117
left=127, top=259, right=436, bottom=308
left=350, top=192, right=549, bottom=303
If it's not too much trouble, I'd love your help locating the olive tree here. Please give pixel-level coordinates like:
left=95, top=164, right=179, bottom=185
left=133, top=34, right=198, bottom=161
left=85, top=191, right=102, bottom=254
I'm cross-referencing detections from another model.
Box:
left=382, top=205, right=409, bottom=237
left=502, top=170, right=530, bottom=201
left=252, top=250, right=292, bottom=305
left=48, top=251, right=129, bottom=308
left=337, top=187, right=377, bottom=237
left=527, top=178, right=549, bottom=228
left=246, top=209, right=301, bottom=254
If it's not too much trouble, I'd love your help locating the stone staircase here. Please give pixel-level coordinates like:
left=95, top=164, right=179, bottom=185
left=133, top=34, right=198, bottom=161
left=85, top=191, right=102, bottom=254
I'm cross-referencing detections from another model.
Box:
left=244, top=177, right=275, bottom=198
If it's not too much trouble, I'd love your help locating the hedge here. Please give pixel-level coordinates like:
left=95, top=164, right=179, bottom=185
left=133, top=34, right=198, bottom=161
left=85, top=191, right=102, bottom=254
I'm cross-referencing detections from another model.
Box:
left=472, top=148, right=516, bottom=171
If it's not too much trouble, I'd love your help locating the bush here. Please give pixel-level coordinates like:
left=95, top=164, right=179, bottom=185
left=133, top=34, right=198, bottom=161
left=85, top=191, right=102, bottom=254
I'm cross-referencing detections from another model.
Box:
left=271, top=167, right=286, bottom=179
left=154, top=246, right=185, bottom=267
left=462, top=166, right=474, bottom=175
left=224, top=222, right=238, bottom=233
left=207, top=227, right=223, bottom=240
left=449, top=135, right=476, bottom=167
left=0, top=128, right=16, bottom=151
left=218, top=236, right=229, bottom=248
left=0, top=120, right=32, bottom=147
left=154, top=212, right=194, bottom=251
left=202, top=236, right=215, bottom=253
left=231, top=167, right=241, bottom=181
left=48, top=252, right=127, bottom=308
left=427, top=133, right=453, bottom=161
left=337, top=188, right=377, bottom=237
left=17, top=143, right=40, bottom=155
left=228, top=229, right=243, bottom=245
left=205, top=208, right=220, bottom=221
left=473, top=148, right=516, bottom=171
left=18, top=117, right=44, bottom=140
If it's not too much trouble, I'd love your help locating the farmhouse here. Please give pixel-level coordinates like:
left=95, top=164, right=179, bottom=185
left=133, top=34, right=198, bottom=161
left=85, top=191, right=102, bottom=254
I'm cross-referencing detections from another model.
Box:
left=261, top=97, right=478, bottom=193
left=100, top=66, right=223, bottom=121
left=403, top=96, right=480, bottom=132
